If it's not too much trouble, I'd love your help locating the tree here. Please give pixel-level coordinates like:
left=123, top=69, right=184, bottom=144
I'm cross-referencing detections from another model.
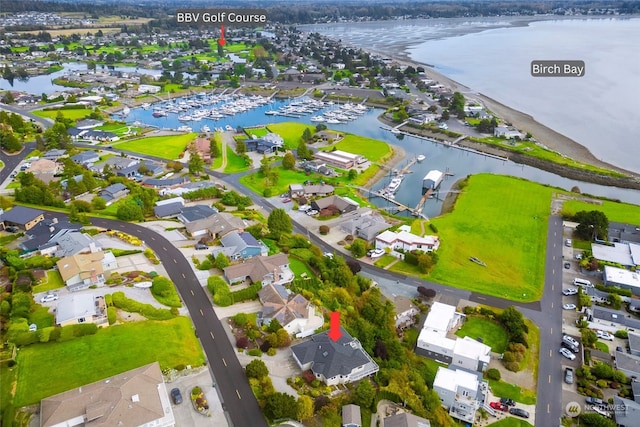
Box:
left=214, top=252, right=229, bottom=270
left=608, top=293, right=622, bottom=310
left=236, top=139, right=246, bottom=154
left=574, top=210, right=609, bottom=241
left=116, top=200, right=144, bottom=221
left=267, top=208, right=292, bottom=238
left=276, top=328, right=291, bottom=347
left=348, top=168, right=358, bottom=180
left=245, top=359, right=269, bottom=379
left=578, top=412, right=616, bottom=427
left=346, top=259, right=361, bottom=274
left=582, top=328, right=598, bottom=349
left=282, top=152, right=296, bottom=170
left=296, top=140, right=312, bottom=160
left=92, top=196, right=107, bottom=210
left=302, top=127, right=313, bottom=142
left=349, top=239, right=367, bottom=258
left=417, top=286, right=436, bottom=299
left=296, top=395, right=314, bottom=422
left=188, top=152, right=204, bottom=175
left=354, top=380, right=375, bottom=408
left=498, top=306, right=528, bottom=345
left=264, top=392, right=296, bottom=421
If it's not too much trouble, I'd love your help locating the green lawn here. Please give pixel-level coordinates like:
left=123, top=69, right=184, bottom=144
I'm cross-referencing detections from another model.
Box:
left=488, top=379, right=537, bottom=404
left=239, top=168, right=310, bottom=196
left=594, top=341, right=609, bottom=352
left=32, top=107, right=92, bottom=121
left=373, top=255, right=397, bottom=269
left=244, top=127, right=269, bottom=138
left=562, top=199, right=640, bottom=225
left=116, top=133, right=196, bottom=159
left=211, top=138, right=223, bottom=170
left=327, top=133, right=393, bottom=162
left=95, top=123, right=141, bottom=137
left=224, top=145, right=251, bottom=173
left=266, top=122, right=316, bottom=149
left=487, top=418, right=534, bottom=427
left=13, top=317, right=204, bottom=406
left=428, top=174, right=553, bottom=302
left=32, top=270, right=64, bottom=294
left=455, top=316, right=509, bottom=353
left=290, top=258, right=314, bottom=278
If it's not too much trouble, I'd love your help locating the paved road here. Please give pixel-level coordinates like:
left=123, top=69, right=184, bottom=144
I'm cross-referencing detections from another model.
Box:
left=40, top=211, right=269, bottom=427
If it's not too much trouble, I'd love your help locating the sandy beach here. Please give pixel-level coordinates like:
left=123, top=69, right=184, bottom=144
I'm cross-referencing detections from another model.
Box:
left=355, top=44, right=640, bottom=179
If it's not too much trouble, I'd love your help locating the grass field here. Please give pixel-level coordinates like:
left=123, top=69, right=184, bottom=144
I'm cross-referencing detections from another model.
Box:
left=455, top=316, right=509, bottom=353
left=290, top=258, right=314, bottom=278
left=239, top=168, right=309, bottom=196
left=245, top=127, right=269, bottom=138
left=426, top=174, right=553, bottom=302
left=115, top=133, right=196, bottom=159
left=224, top=145, right=251, bottom=173
left=488, top=379, right=537, bottom=404
left=32, top=270, right=64, bottom=294
left=266, top=122, right=316, bottom=149
left=562, top=199, right=640, bottom=224
left=487, top=418, right=534, bottom=427
left=328, top=134, right=393, bottom=162
left=33, top=108, right=92, bottom=121
left=12, top=317, right=204, bottom=407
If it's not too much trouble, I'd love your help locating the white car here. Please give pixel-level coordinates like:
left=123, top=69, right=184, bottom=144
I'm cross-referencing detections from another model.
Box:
left=559, top=347, right=577, bottom=360
left=368, top=249, right=385, bottom=258
left=40, top=293, right=59, bottom=303
left=562, top=288, right=578, bottom=296
left=306, top=209, right=318, bottom=216
left=596, top=330, right=614, bottom=341
left=563, top=303, right=577, bottom=310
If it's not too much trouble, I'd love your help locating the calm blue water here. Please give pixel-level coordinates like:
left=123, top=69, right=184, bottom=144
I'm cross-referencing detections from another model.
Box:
left=121, top=95, right=640, bottom=217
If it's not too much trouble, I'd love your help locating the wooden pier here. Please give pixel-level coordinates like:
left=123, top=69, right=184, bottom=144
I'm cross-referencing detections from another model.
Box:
left=351, top=185, right=429, bottom=220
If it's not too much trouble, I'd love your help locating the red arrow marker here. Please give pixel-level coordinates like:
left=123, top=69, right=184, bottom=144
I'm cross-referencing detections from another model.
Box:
left=219, top=25, right=226, bottom=46
left=327, top=312, right=342, bottom=342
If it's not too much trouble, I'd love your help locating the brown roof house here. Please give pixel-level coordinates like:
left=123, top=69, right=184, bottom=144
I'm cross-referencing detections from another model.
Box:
left=223, top=253, right=294, bottom=286
left=258, top=283, right=323, bottom=338
left=56, top=250, right=118, bottom=292
left=26, top=158, right=60, bottom=184
left=193, top=137, right=211, bottom=163
left=311, top=195, right=359, bottom=215
left=184, top=212, right=246, bottom=240
left=40, top=362, right=176, bottom=427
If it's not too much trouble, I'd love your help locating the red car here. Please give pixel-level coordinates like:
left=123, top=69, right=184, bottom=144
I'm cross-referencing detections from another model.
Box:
left=490, top=401, right=508, bottom=412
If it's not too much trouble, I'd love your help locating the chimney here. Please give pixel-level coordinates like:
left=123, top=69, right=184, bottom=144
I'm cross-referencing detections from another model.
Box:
left=273, top=268, right=279, bottom=283
left=89, top=242, right=97, bottom=253
left=90, top=268, right=98, bottom=284
left=52, top=218, right=58, bottom=224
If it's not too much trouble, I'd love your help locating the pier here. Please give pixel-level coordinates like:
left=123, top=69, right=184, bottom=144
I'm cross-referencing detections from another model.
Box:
left=351, top=185, right=429, bottom=220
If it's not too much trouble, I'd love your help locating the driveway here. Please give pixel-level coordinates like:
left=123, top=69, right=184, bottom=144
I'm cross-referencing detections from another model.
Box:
left=167, top=367, right=228, bottom=427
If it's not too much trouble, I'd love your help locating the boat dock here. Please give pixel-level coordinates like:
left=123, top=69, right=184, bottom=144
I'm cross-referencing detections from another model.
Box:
left=351, top=185, right=429, bottom=220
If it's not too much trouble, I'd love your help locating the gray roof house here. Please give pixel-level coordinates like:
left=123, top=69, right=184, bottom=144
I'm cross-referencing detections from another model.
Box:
left=311, top=195, right=359, bottom=214
left=184, top=212, right=246, bottom=239
left=342, top=404, right=361, bottom=427
left=55, top=294, right=107, bottom=326
left=340, top=213, right=391, bottom=242
left=615, top=351, right=640, bottom=379
left=154, top=201, right=184, bottom=218
left=39, top=231, right=101, bottom=258
left=71, top=151, right=100, bottom=166
left=290, top=327, right=379, bottom=386
left=98, top=183, right=129, bottom=205
left=0, top=206, right=45, bottom=231
left=629, top=332, right=640, bottom=357
left=592, top=306, right=640, bottom=330
left=42, top=149, right=67, bottom=161
left=383, top=413, right=431, bottom=427
left=218, top=231, right=268, bottom=260
left=609, top=221, right=640, bottom=245
left=614, top=396, right=640, bottom=427
left=178, top=205, right=218, bottom=223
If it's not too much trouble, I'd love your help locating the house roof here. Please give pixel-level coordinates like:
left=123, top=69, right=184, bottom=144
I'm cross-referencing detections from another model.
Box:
left=27, top=158, right=57, bottom=173
left=0, top=206, right=43, bottom=225
left=224, top=253, right=290, bottom=283
left=304, top=184, right=334, bottom=194
left=342, top=404, right=361, bottom=426
left=184, top=212, right=245, bottom=235
left=47, top=231, right=100, bottom=257
left=433, top=366, right=479, bottom=393
left=341, top=214, right=391, bottom=239
left=615, top=351, right=640, bottom=376
left=614, top=396, right=640, bottom=427
left=56, top=251, right=105, bottom=282
left=154, top=201, right=184, bottom=218
left=313, top=195, right=359, bottom=211
left=376, top=230, right=439, bottom=247
left=383, top=412, right=431, bottom=427
left=178, top=204, right=217, bottom=222
left=290, top=327, right=372, bottom=380
left=423, top=302, right=458, bottom=335
left=628, top=332, right=640, bottom=353
left=221, top=231, right=261, bottom=255
left=258, top=283, right=310, bottom=328
left=71, top=151, right=100, bottom=163
left=101, top=183, right=127, bottom=197
left=609, top=221, right=640, bottom=244
left=21, top=219, right=81, bottom=251
left=592, top=306, right=640, bottom=329
left=55, top=293, right=98, bottom=324
left=143, top=176, right=190, bottom=187
left=394, top=296, right=416, bottom=316
left=40, top=362, right=174, bottom=427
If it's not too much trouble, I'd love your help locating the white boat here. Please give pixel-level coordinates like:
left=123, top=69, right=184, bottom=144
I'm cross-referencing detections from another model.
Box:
left=201, top=125, right=211, bottom=133
left=326, top=118, right=341, bottom=124
left=177, top=125, right=192, bottom=132
left=178, top=115, right=193, bottom=121
left=225, top=125, right=234, bottom=131
left=265, top=110, right=279, bottom=115
left=120, top=106, right=130, bottom=117
left=141, top=103, right=151, bottom=110
left=310, top=116, right=325, bottom=122
left=417, top=155, right=426, bottom=162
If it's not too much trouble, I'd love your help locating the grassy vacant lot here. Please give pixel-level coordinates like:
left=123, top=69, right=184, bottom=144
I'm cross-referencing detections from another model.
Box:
left=455, top=317, right=508, bottom=353
left=244, top=127, right=269, bottom=138
left=326, top=134, right=393, bottom=162
left=33, top=107, right=92, bottom=121
left=116, top=133, right=196, bottom=159
left=266, top=122, right=315, bottom=149
left=488, top=379, right=537, bottom=405
left=13, top=317, right=204, bottom=406
left=224, top=145, right=251, bottom=173
left=240, top=168, right=307, bottom=196
left=562, top=199, right=640, bottom=224
left=487, top=418, right=534, bottom=427
left=427, top=174, right=553, bottom=302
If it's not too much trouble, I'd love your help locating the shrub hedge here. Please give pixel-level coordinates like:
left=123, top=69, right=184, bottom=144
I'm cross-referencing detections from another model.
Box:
left=110, top=291, right=175, bottom=320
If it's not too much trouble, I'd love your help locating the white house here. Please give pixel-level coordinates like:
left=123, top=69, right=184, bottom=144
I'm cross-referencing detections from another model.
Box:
left=375, top=229, right=440, bottom=253
left=433, top=367, right=486, bottom=424
left=138, top=84, right=161, bottom=93
left=494, top=125, right=524, bottom=140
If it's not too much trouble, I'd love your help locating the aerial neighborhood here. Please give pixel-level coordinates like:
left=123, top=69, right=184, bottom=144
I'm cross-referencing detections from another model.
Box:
left=0, top=2, right=639, bottom=427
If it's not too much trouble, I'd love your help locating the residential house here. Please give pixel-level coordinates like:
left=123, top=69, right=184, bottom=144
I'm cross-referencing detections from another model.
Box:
left=603, top=266, right=640, bottom=295
left=313, top=150, right=365, bottom=169
left=138, top=84, right=161, bottom=93
left=628, top=332, right=640, bottom=357
left=40, top=362, right=175, bottom=427
left=193, top=137, right=211, bottom=163
left=245, top=137, right=281, bottom=154
left=290, top=327, right=379, bottom=386
left=39, top=232, right=102, bottom=258
left=592, top=242, right=640, bottom=268
left=55, top=294, right=107, bottom=327
left=614, top=396, right=640, bottom=427
left=375, top=229, right=440, bottom=253
left=184, top=212, right=246, bottom=240
left=615, top=351, right=640, bottom=380
left=20, top=219, right=82, bottom=253
left=0, top=206, right=44, bottom=231
left=583, top=286, right=609, bottom=304
left=223, top=253, right=294, bottom=286
left=591, top=306, right=640, bottom=331
left=177, top=204, right=218, bottom=223
left=289, top=183, right=305, bottom=198
left=56, top=250, right=118, bottom=291
left=258, top=283, right=323, bottom=338
left=433, top=367, right=486, bottom=424
left=302, top=183, right=335, bottom=197
left=143, top=176, right=190, bottom=188
left=99, top=183, right=129, bottom=205
left=42, top=149, right=67, bottom=161
left=311, top=195, right=359, bottom=215
left=300, top=160, right=330, bottom=175
left=154, top=200, right=185, bottom=218
left=26, top=158, right=59, bottom=183
left=342, top=404, right=362, bottom=427
left=75, top=119, right=103, bottom=129
left=217, top=231, right=268, bottom=260
left=340, top=213, right=391, bottom=243
left=70, top=151, right=100, bottom=166
left=383, top=412, right=431, bottom=427
left=394, top=296, right=419, bottom=329
left=494, top=126, right=524, bottom=140
left=608, top=221, right=640, bottom=245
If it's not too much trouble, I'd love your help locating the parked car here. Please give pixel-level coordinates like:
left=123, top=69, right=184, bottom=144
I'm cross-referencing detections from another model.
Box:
left=40, top=293, right=59, bottom=303
left=564, top=367, right=574, bottom=384
left=585, top=397, right=603, bottom=406
left=562, top=288, right=578, bottom=296
left=170, top=388, right=183, bottom=405
left=564, top=262, right=571, bottom=269
left=563, top=303, right=577, bottom=310
left=563, top=335, right=580, bottom=348
left=368, top=249, right=385, bottom=258
left=560, top=347, right=577, bottom=360
left=298, top=204, right=311, bottom=212
left=562, top=341, right=580, bottom=353
left=565, top=239, right=572, bottom=247
left=499, top=397, right=515, bottom=407
left=575, top=253, right=583, bottom=260
left=306, top=209, right=318, bottom=216
left=509, top=408, right=530, bottom=418
left=596, top=330, right=614, bottom=341
left=490, top=401, right=509, bottom=412
left=195, top=243, right=208, bottom=250
left=282, top=198, right=292, bottom=203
